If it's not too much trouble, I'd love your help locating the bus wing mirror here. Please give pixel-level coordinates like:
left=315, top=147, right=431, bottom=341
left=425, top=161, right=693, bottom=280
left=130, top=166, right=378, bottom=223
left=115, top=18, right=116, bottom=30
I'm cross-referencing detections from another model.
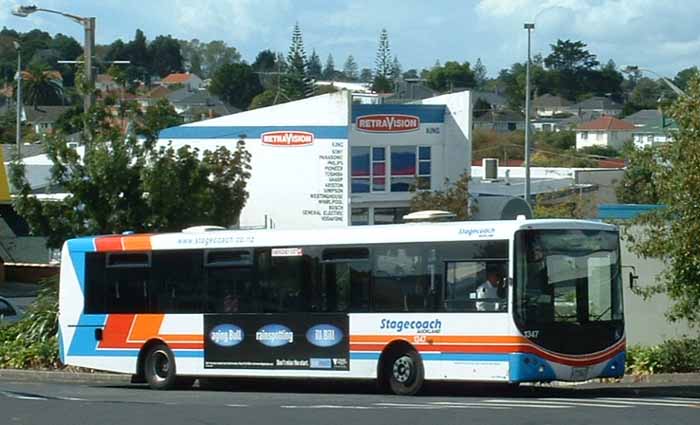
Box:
left=622, top=266, right=638, bottom=290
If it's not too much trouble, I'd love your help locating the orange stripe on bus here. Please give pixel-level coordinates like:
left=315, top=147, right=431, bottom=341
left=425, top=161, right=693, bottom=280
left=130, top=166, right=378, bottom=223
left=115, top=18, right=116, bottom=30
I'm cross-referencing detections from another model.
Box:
left=95, top=236, right=123, bottom=252
left=122, top=235, right=152, bottom=251
left=99, top=314, right=136, bottom=348
left=128, top=314, right=164, bottom=342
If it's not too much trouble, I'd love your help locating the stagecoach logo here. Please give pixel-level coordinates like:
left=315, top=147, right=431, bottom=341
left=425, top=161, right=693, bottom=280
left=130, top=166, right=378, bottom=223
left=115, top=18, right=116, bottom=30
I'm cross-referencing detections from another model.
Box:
left=256, top=324, right=294, bottom=347
left=356, top=114, right=420, bottom=133
left=209, top=324, right=244, bottom=347
left=261, top=131, right=314, bottom=147
left=379, top=318, right=442, bottom=334
left=306, top=324, right=344, bottom=347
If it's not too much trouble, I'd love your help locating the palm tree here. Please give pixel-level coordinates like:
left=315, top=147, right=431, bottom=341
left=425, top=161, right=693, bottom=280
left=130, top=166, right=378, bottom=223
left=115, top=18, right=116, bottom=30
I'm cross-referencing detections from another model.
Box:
left=22, top=65, right=63, bottom=109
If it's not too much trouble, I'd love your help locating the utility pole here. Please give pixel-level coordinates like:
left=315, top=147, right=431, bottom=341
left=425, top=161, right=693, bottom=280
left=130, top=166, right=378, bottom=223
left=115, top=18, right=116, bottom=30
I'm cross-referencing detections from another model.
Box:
left=524, top=22, right=535, bottom=206
left=84, top=17, right=95, bottom=112
left=13, top=41, right=21, bottom=158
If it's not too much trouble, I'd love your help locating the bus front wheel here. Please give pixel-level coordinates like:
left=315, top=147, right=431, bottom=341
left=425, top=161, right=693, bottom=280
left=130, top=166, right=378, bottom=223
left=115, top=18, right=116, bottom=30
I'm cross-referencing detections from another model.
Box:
left=386, top=349, right=424, bottom=395
left=144, top=343, right=177, bottom=390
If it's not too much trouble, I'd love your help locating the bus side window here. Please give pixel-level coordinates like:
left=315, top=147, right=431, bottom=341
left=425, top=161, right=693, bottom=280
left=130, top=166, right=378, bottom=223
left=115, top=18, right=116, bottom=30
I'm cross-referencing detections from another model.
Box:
left=204, top=250, right=257, bottom=313
left=104, top=253, right=151, bottom=314
left=321, top=247, right=370, bottom=312
left=151, top=250, right=203, bottom=314
left=255, top=248, right=317, bottom=313
left=372, top=245, right=432, bottom=312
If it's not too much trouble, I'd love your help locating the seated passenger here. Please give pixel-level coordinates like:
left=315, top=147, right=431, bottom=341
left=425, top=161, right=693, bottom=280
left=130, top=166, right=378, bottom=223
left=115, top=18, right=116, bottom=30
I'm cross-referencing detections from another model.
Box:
left=476, top=264, right=506, bottom=312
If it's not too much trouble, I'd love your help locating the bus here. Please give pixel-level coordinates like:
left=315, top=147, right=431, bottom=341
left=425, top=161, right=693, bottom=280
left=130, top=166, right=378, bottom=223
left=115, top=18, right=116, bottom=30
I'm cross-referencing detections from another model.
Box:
left=58, top=218, right=625, bottom=395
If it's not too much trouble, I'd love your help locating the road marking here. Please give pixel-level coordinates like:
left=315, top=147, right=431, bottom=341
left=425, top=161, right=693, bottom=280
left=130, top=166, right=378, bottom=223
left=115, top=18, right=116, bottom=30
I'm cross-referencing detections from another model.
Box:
left=225, top=404, right=249, bottom=408
left=476, top=400, right=571, bottom=409
left=594, top=398, right=699, bottom=408
left=0, top=391, right=49, bottom=401
left=281, top=405, right=376, bottom=410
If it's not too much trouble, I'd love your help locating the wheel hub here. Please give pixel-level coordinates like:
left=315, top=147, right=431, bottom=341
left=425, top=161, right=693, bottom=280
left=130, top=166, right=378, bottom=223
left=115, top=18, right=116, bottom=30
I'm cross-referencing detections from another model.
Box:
left=152, top=350, right=170, bottom=381
left=392, top=356, right=414, bottom=384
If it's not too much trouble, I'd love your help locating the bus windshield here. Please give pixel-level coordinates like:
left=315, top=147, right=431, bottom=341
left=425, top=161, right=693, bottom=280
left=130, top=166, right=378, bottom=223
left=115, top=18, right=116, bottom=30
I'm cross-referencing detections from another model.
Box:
left=515, top=229, right=623, bottom=326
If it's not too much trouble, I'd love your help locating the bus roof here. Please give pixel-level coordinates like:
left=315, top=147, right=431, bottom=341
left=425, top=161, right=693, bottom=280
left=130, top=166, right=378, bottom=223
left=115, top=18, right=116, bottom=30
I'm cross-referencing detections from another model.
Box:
left=64, top=219, right=617, bottom=253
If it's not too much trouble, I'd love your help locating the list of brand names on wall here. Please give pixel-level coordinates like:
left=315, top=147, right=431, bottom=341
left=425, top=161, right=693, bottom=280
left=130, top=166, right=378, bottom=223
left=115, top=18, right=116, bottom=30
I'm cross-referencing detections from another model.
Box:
left=306, top=140, right=346, bottom=224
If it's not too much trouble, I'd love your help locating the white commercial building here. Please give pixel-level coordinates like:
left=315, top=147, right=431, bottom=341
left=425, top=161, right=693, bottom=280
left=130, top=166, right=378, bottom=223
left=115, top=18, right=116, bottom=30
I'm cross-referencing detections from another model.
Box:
left=158, top=91, right=472, bottom=228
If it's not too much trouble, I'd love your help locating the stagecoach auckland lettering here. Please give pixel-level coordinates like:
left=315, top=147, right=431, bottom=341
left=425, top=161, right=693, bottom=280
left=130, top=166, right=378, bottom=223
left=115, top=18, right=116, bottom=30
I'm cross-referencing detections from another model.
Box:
left=204, top=314, right=349, bottom=370
left=379, top=318, right=442, bottom=334
left=356, top=114, right=420, bottom=133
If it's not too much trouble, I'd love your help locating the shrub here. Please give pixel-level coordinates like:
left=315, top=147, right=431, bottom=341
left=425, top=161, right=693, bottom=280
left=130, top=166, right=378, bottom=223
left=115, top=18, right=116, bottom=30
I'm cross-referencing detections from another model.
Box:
left=627, top=337, right=700, bottom=375
left=0, top=277, right=60, bottom=369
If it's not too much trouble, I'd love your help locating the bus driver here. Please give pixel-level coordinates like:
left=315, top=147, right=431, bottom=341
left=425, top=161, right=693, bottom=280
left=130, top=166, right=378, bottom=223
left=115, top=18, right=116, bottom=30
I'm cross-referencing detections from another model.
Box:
left=476, top=264, right=506, bottom=311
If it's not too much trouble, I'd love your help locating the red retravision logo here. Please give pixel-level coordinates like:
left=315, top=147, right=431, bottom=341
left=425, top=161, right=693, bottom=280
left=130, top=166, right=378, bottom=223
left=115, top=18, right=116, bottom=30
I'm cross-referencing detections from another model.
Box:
left=261, top=131, right=315, bottom=147
left=356, top=114, right=420, bottom=133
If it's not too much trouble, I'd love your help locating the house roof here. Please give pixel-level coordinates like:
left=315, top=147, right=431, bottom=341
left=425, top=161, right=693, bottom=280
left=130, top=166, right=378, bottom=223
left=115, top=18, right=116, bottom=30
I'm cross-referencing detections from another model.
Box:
left=167, top=88, right=241, bottom=117
left=475, top=110, right=524, bottom=123
left=623, top=109, right=677, bottom=130
left=96, top=74, right=115, bottom=84
left=23, top=106, right=71, bottom=124
left=533, top=93, right=572, bottom=108
left=2, top=143, right=47, bottom=160
left=571, top=96, right=622, bottom=111
left=161, top=72, right=199, bottom=85
left=21, top=70, right=62, bottom=81
left=577, top=116, right=635, bottom=131
left=472, top=91, right=507, bottom=108
left=145, top=85, right=172, bottom=99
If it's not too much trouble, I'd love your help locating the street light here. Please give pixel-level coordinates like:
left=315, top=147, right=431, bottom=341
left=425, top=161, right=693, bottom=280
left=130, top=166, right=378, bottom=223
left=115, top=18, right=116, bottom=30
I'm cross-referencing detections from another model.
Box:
left=12, top=4, right=96, bottom=112
left=622, top=65, right=686, bottom=97
left=13, top=41, right=21, bottom=158
left=523, top=22, right=535, bottom=206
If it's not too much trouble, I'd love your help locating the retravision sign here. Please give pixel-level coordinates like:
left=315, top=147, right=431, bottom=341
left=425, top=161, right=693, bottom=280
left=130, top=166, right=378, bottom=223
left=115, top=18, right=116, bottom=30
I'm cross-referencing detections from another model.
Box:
left=261, top=131, right=315, bottom=147
left=355, top=114, right=420, bottom=133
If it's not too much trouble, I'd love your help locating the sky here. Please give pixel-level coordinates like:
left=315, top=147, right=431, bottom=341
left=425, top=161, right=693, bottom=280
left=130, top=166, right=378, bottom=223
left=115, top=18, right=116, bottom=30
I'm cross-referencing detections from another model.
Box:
left=1, top=0, right=699, bottom=78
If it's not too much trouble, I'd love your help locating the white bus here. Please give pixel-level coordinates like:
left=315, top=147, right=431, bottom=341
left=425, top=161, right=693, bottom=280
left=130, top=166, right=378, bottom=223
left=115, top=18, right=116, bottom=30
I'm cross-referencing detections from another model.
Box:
left=58, top=218, right=625, bottom=395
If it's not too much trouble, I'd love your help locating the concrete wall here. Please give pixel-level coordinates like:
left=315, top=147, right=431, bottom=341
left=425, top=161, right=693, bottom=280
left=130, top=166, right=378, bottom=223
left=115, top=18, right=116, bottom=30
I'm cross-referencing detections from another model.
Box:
left=620, top=225, right=699, bottom=345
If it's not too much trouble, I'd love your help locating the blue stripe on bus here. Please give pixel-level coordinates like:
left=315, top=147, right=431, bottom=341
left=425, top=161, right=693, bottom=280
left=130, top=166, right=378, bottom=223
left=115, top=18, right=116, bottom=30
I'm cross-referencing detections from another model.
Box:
left=159, top=125, right=348, bottom=140
left=174, top=351, right=204, bottom=358
left=67, top=314, right=106, bottom=356
left=349, top=352, right=511, bottom=362
left=508, top=353, right=557, bottom=382
left=67, top=237, right=95, bottom=295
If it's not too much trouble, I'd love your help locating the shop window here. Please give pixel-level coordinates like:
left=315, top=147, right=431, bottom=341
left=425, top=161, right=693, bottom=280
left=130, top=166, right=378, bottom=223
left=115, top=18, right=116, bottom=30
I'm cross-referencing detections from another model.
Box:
left=372, top=147, right=386, bottom=192
left=351, top=147, right=370, bottom=193
left=391, top=146, right=417, bottom=192
left=351, top=208, right=369, bottom=226
left=374, top=207, right=410, bottom=225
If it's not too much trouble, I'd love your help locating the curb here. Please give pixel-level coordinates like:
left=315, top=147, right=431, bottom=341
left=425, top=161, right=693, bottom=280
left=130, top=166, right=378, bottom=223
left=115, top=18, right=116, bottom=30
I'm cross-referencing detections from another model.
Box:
left=0, top=369, right=131, bottom=384
left=2, top=368, right=700, bottom=386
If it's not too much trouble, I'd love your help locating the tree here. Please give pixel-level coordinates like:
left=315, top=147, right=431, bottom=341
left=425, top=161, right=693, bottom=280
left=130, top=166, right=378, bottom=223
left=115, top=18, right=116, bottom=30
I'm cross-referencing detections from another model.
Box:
left=628, top=77, right=662, bottom=110
left=544, top=39, right=599, bottom=72
left=322, top=54, right=336, bottom=80
left=473, top=57, right=487, bottom=89
left=615, top=145, right=660, bottom=204
left=252, top=49, right=277, bottom=72
left=533, top=192, right=590, bottom=218
left=9, top=101, right=251, bottom=249
left=209, top=62, right=263, bottom=110
left=390, top=56, right=402, bottom=81
left=625, top=74, right=700, bottom=325
left=374, top=28, right=392, bottom=79
left=674, top=66, right=699, bottom=91
left=148, top=35, right=184, bottom=78
left=371, top=75, right=392, bottom=93
left=248, top=89, right=277, bottom=109
left=22, top=64, right=63, bottom=107
left=402, top=69, right=419, bottom=79
left=283, top=23, right=311, bottom=99
left=473, top=97, right=491, bottom=118
left=426, top=61, right=476, bottom=92
left=201, top=40, right=241, bottom=77
left=359, top=68, right=373, bottom=83
left=307, top=49, right=322, bottom=79
left=409, top=173, right=471, bottom=220
left=342, top=55, right=359, bottom=81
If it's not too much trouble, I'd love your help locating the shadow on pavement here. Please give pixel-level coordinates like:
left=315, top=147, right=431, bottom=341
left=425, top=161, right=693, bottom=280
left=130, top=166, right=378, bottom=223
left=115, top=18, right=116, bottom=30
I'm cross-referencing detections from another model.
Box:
left=113, top=378, right=700, bottom=399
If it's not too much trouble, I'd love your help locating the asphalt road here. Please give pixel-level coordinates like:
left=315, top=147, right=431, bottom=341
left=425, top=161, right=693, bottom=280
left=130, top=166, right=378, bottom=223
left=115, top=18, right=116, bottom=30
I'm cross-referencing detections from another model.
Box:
left=1, top=376, right=699, bottom=425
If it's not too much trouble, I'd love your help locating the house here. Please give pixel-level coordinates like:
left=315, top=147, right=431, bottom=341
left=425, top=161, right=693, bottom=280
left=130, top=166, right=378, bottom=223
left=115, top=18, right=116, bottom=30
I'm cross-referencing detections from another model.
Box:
left=160, top=72, right=204, bottom=91
left=384, top=79, right=438, bottom=103
left=473, top=110, right=525, bottom=132
left=623, top=109, right=677, bottom=148
left=471, top=90, right=508, bottom=113
left=95, top=74, right=119, bottom=92
left=567, top=96, right=622, bottom=118
left=532, top=93, right=572, bottom=117
left=576, top=116, right=635, bottom=150
left=23, top=105, right=71, bottom=137
left=166, top=88, right=240, bottom=123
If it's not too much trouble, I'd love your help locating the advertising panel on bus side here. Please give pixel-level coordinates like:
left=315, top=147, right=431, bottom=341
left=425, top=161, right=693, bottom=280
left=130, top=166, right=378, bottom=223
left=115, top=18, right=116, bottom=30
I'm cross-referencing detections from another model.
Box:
left=204, top=314, right=349, bottom=370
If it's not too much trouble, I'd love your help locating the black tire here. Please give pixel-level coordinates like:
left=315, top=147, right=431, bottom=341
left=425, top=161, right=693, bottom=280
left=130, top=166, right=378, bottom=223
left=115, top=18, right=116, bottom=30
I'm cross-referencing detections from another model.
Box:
left=386, top=349, right=424, bottom=395
left=144, top=343, right=177, bottom=390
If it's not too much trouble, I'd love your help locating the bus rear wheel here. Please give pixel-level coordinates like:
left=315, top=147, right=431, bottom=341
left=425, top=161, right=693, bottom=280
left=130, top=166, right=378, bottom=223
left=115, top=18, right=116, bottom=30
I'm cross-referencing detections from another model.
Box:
left=386, top=349, right=424, bottom=395
left=144, top=343, right=177, bottom=390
